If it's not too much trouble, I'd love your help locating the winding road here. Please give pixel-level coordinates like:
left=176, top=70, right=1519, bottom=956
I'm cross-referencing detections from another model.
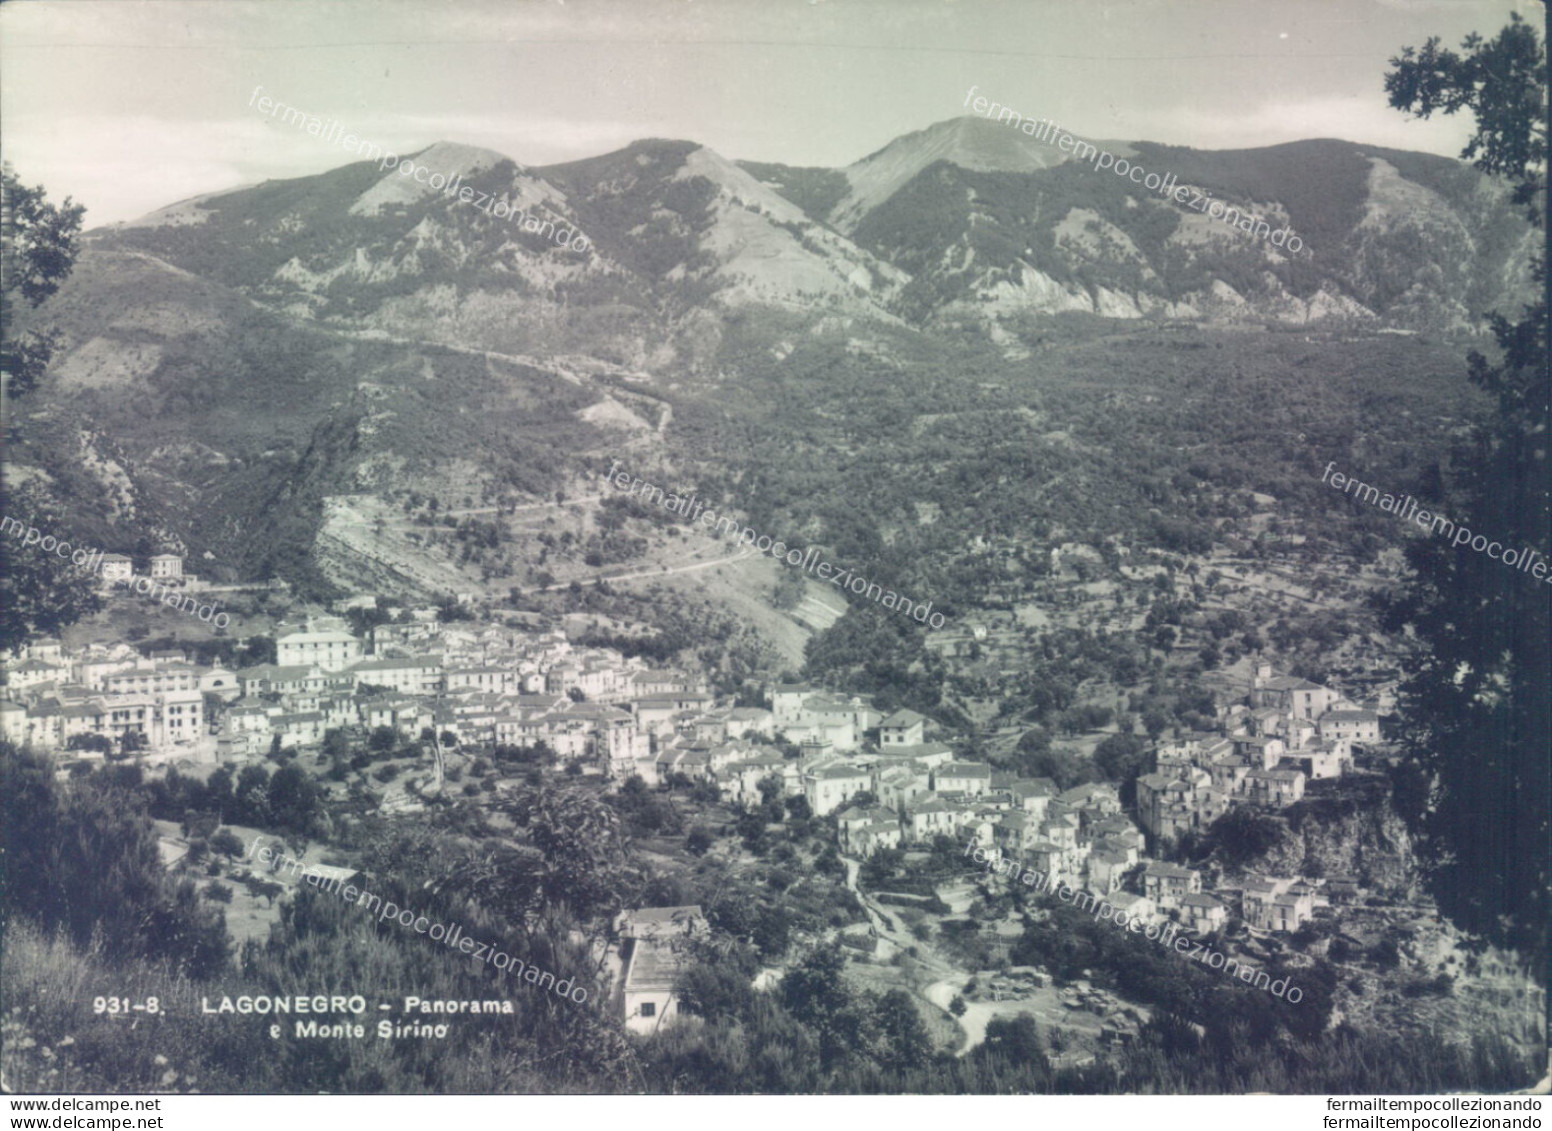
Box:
left=840, top=855, right=984, bottom=1053
left=530, top=547, right=758, bottom=592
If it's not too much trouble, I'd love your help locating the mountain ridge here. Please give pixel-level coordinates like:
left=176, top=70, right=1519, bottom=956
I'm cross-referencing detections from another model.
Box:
left=8, top=117, right=1531, bottom=597
left=86, top=120, right=1536, bottom=339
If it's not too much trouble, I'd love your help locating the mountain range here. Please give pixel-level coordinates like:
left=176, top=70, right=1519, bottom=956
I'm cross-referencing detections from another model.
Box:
left=89, top=116, right=1542, bottom=344
left=7, top=116, right=1531, bottom=600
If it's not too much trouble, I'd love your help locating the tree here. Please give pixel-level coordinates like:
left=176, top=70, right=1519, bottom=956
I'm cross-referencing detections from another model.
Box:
left=859, top=846, right=903, bottom=890
left=674, top=948, right=757, bottom=1022
left=66, top=733, right=113, bottom=755
left=1, top=166, right=85, bottom=399
left=322, top=727, right=353, bottom=762
left=981, top=1013, right=1043, bottom=1063
left=233, top=764, right=272, bottom=826
left=236, top=635, right=277, bottom=667
left=267, top=762, right=324, bottom=837
left=0, top=742, right=228, bottom=977
left=0, top=483, right=104, bottom=655
left=1093, top=731, right=1149, bottom=786
left=735, top=807, right=768, bottom=853
left=751, top=902, right=793, bottom=958
left=209, top=828, right=245, bottom=857
left=450, top=782, right=642, bottom=952
left=871, top=988, right=933, bottom=1072
left=756, top=774, right=786, bottom=823
left=205, top=765, right=235, bottom=821
left=1383, top=12, right=1549, bottom=969
left=772, top=566, right=807, bottom=611
left=780, top=946, right=868, bottom=1069
left=1203, top=805, right=1286, bottom=867
left=1018, top=744, right=1098, bottom=791
left=1386, top=13, right=1546, bottom=221
left=1015, top=726, right=1052, bottom=769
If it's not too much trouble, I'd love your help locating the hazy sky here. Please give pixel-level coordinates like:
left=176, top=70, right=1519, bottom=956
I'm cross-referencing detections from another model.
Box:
left=0, top=0, right=1531, bottom=226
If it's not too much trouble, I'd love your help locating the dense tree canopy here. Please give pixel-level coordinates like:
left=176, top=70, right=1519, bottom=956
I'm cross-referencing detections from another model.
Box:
left=1, top=165, right=85, bottom=399
left=0, top=482, right=104, bottom=655
left=1383, top=12, right=1549, bottom=970
left=0, top=742, right=228, bottom=977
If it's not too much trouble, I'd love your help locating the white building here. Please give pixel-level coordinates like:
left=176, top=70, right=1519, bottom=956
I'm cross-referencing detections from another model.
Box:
left=1318, top=709, right=1381, bottom=745
left=99, top=555, right=134, bottom=584
left=277, top=630, right=363, bottom=673
left=616, top=906, right=706, bottom=1035
left=804, top=764, right=873, bottom=816
left=933, top=760, right=992, bottom=796
left=879, top=709, right=928, bottom=748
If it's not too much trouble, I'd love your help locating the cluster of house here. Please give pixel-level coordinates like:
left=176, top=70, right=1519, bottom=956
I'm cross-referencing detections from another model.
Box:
left=2, top=606, right=832, bottom=785
left=777, top=663, right=1382, bottom=943
left=1062, top=859, right=1342, bottom=939
left=0, top=607, right=709, bottom=770
left=219, top=618, right=680, bottom=767
left=947, top=777, right=1346, bottom=941
left=693, top=687, right=994, bottom=829
left=603, top=676, right=1381, bottom=1036
left=96, top=551, right=190, bottom=588
left=1134, top=662, right=1381, bottom=840
left=1, top=636, right=213, bottom=752
left=973, top=664, right=1380, bottom=938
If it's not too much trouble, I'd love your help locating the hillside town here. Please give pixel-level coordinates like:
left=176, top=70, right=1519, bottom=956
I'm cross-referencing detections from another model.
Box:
left=3, top=558, right=1400, bottom=1040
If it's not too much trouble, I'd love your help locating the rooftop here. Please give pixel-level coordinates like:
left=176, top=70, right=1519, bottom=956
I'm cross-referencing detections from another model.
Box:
left=1144, top=862, right=1198, bottom=879
left=939, top=761, right=991, bottom=777
left=623, top=938, right=690, bottom=994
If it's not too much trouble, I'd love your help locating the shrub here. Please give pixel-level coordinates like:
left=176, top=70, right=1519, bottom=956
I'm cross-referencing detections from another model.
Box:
left=209, top=829, right=245, bottom=858
left=1371, top=938, right=1402, bottom=970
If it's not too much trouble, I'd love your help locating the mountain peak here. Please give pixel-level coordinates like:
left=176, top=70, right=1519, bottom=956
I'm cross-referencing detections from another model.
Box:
left=832, top=115, right=1110, bottom=232
left=348, top=140, right=514, bottom=215
left=409, top=140, right=512, bottom=176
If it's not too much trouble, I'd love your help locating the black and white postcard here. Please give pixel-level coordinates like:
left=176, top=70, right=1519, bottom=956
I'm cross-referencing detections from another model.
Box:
left=0, top=0, right=1546, bottom=1105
